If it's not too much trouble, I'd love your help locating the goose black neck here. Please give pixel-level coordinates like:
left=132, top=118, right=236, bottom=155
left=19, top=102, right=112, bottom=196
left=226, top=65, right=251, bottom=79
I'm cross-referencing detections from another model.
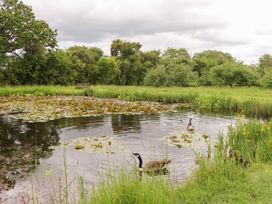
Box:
left=138, top=155, right=143, bottom=168
left=189, top=119, right=192, bottom=126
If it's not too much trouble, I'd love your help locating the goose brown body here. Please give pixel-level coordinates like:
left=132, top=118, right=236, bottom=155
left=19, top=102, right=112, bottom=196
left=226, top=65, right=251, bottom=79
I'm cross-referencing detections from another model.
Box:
left=187, top=118, right=194, bottom=132
left=132, top=153, right=171, bottom=176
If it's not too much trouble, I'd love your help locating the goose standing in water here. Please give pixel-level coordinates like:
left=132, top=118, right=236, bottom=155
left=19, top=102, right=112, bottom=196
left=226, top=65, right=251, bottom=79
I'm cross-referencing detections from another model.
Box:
left=132, top=153, right=171, bottom=176
left=187, top=118, right=194, bottom=132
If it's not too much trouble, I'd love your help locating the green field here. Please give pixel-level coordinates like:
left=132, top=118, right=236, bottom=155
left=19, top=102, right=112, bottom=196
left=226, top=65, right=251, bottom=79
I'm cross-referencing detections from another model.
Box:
left=1, top=85, right=272, bottom=101
left=1, top=85, right=272, bottom=118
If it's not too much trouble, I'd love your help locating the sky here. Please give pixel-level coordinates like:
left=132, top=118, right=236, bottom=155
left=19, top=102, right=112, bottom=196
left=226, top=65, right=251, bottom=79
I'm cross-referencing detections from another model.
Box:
left=22, top=0, right=272, bottom=64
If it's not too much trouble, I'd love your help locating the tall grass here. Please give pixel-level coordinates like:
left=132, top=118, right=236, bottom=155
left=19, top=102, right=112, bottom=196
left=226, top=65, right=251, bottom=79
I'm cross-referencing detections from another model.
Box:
left=82, top=170, right=176, bottom=204
left=223, top=120, right=272, bottom=165
left=84, top=86, right=199, bottom=104
left=0, top=86, right=84, bottom=96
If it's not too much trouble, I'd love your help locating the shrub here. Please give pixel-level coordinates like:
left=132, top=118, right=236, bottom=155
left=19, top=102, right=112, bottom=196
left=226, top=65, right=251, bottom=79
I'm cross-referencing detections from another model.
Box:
left=143, top=65, right=167, bottom=86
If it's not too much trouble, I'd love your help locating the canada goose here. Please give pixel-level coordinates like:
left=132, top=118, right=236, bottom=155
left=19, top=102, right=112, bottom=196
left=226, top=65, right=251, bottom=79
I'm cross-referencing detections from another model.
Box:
left=132, top=153, right=171, bottom=176
left=187, top=118, right=194, bottom=132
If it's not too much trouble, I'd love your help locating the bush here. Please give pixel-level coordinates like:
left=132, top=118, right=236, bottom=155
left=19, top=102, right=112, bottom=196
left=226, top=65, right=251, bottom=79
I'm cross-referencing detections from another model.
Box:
left=165, top=64, right=198, bottom=87
left=143, top=65, right=167, bottom=86
left=261, top=71, right=272, bottom=88
left=210, top=63, right=260, bottom=87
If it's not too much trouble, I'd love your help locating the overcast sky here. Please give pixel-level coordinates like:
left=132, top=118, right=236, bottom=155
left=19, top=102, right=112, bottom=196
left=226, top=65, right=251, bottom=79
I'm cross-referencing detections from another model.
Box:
left=23, top=0, right=272, bottom=63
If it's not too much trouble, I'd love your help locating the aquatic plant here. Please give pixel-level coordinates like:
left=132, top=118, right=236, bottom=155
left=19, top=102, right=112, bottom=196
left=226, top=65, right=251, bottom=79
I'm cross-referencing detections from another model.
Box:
left=0, top=96, right=174, bottom=122
left=223, top=120, right=272, bottom=166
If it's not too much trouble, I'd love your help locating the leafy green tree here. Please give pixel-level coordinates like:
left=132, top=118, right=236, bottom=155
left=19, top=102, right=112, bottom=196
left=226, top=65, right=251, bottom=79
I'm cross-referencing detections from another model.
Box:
left=43, top=50, right=76, bottom=85
left=258, top=54, right=272, bottom=76
left=67, top=46, right=103, bottom=83
left=193, top=50, right=235, bottom=77
left=0, top=0, right=56, bottom=58
left=210, top=63, right=259, bottom=87
left=166, top=64, right=198, bottom=87
left=260, top=71, right=272, bottom=88
left=97, top=57, right=120, bottom=84
left=141, top=50, right=161, bottom=71
left=143, top=65, right=167, bottom=87
left=0, top=68, right=4, bottom=84
left=161, top=48, right=191, bottom=68
left=110, top=39, right=143, bottom=85
left=0, top=0, right=57, bottom=84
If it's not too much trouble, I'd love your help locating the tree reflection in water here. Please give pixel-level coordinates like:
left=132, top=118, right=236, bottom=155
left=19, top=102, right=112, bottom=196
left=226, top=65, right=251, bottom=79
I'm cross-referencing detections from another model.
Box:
left=0, top=117, right=60, bottom=191
left=111, top=115, right=141, bottom=134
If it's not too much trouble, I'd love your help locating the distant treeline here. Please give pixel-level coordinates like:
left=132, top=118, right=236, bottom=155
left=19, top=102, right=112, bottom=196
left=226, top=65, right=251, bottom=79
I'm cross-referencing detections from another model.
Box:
left=1, top=0, right=272, bottom=87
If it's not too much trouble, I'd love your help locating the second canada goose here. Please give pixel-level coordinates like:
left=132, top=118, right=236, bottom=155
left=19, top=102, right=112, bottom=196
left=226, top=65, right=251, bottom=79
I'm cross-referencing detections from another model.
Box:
left=187, top=118, right=194, bottom=132
left=132, top=153, right=171, bottom=176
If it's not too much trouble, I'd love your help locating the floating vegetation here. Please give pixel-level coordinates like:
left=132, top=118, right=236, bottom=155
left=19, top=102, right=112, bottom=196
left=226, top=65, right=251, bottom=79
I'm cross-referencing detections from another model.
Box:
left=161, top=132, right=210, bottom=148
left=61, top=136, right=126, bottom=154
left=0, top=96, right=175, bottom=122
left=74, top=144, right=84, bottom=150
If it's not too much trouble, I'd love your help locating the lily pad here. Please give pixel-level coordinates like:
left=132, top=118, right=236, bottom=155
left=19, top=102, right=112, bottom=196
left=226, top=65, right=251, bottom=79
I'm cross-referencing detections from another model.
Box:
left=0, top=96, right=175, bottom=122
left=61, top=135, right=126, bottom=154
left=161, top=131, right=211, bottom=148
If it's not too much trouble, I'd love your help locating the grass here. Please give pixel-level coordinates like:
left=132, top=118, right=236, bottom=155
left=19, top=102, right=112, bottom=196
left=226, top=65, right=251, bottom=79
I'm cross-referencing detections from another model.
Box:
left=0, top=85, right=84, bottom=96
left=78, top=120, right=272, bottom=204
left=2, top=85, right=272, bottom=117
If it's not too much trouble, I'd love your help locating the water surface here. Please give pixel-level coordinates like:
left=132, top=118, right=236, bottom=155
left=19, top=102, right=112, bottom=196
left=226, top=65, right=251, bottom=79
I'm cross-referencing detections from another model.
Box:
left=0, top=112, right=236, bottom=203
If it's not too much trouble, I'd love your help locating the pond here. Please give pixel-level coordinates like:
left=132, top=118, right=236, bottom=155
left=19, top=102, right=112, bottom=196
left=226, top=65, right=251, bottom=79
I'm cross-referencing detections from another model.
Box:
left=0, top=112, right=236, bottom=203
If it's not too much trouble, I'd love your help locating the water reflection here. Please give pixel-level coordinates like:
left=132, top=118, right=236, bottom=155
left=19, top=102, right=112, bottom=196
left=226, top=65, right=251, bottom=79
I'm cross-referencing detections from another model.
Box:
left=0, top=112, right=236, bottom=197
left=111, top=115, right=141, bottom=134
left=0, top=117, right=61, bottom=191
left=57, top=115, right=106, bottom=131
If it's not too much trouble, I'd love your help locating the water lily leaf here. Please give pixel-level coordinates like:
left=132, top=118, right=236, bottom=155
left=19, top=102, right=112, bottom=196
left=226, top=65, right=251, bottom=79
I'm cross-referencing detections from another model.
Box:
left=0, top=96, right=175, bottom=122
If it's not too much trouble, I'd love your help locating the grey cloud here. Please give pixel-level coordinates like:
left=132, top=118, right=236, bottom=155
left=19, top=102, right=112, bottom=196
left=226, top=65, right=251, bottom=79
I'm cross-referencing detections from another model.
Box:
left=22, top=0, right=271, bottom=63
left=191, top=29, right=250, bottom=46
left=24, top=0, right=225, bottom=43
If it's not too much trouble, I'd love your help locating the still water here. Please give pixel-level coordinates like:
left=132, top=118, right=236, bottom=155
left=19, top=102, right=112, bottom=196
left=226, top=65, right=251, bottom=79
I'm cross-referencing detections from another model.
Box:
left=0, top=112, right=236, bottom=203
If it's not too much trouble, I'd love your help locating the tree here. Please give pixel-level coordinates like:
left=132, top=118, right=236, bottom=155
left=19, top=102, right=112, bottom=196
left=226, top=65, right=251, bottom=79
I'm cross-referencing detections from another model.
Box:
left=67, top=46, right=103, bottom=83
left=210, top=63, right=259, bottom=87
left=166, top=64, right=198, bottom=87
left=258, top=54, right=272, bottom=76
left=192, top=50, right=235, bottom=77
left=97, top=57, right=120, bottom=84
left=110, top=39, right=143, bottom=85
left=43, top=50, right=76, bottom=85
left=0, top=0, right=56, bottom=60
left=161, top=48, right=191, bottom=68
left=261, top=71, right=272, bottom=88
left=143, top=65, right=167, bottom=87
left=141, top=50, right=161, bottom=71
left=0, top=0, right=57, bottom=84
